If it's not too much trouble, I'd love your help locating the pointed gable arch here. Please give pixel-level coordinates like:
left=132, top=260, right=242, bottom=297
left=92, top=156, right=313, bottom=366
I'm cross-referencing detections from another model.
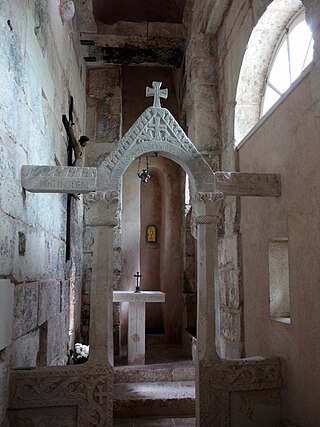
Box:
left=97, top=106, right=214, bottom=192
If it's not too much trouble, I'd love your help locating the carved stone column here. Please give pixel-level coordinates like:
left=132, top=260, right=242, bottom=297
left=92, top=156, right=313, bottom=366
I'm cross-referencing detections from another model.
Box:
left=86, top=191, right=119, bottom=366
left=194, top=192, right=224, bottom=425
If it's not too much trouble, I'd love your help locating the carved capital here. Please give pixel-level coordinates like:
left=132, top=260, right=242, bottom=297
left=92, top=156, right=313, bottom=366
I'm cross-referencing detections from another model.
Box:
left=86, top=191, right=120, bottom=227
left=198, top=191, right=224, bottom=204
left=195, top=192, right=224, bottom=224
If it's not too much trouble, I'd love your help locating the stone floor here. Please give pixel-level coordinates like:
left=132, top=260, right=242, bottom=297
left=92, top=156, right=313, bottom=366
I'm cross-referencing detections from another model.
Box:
left=113, top=339, right=196, bottom=426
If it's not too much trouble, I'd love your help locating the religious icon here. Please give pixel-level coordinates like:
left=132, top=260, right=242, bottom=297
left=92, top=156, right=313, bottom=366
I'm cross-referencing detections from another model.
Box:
left=146, top=225, right=157, bottom=243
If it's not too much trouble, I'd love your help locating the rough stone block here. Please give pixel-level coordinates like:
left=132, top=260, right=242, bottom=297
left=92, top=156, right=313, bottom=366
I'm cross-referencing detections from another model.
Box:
left=86, top=106, right=97, bottom=140
left=47, top=312, right=69, bottom=365
left=83, top=274, right=92, bottom=296
left=97, top=113, right=121, bottom=142
left=84, top=141, right=116, bottom=166
left=219, top=235, right=239, bottom=268
left=219, top=268, right=240, bottom=309
left=83, top=227, right=94, bottom=252
left=83, top=251, right=93, bottom=272
left=11, top=329, right=39, bottom=368
left=38, top=280, right=61, bottom=325
left=186, top=33, right=215, bottom=62
left=190, top=58, right=216, bottom=85
left=0, top=215, right=15, bottom=276
left=0, top=362, right=9, bottom=425
left=0, top=280, right=14, bottom=351
left=221, top=309, right=242, bottom=342
left=13, top=230, right=65, bottom=283
left=191, top=84, right=217, bottom=112
left=13, top=283, right=38, bottom=339
left=99, top=97, right=122, bottom=115
left=88, top=67, right=121, bottom=98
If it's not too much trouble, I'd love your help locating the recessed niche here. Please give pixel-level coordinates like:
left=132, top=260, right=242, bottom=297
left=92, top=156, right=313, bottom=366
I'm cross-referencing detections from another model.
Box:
left=268, top=239, right=291, bottom=323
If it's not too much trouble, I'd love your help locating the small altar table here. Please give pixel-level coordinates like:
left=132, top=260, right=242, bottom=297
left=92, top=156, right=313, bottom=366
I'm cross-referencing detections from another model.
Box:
left=113, top=291, right=166, bottom=365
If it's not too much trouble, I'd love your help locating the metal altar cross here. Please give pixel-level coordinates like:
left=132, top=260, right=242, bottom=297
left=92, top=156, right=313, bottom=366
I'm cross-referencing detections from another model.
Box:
left=146, top=81, right=168, bottom=108
left=134, top=271, right=142, bottom=293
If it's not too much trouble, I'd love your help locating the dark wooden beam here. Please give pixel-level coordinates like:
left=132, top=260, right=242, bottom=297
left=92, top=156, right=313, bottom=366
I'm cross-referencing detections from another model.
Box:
left=81, top=23, right=185, bottom=67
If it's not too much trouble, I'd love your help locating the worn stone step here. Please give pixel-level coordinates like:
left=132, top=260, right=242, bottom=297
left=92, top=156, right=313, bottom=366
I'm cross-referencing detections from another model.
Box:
left=114, top=361, right=195, bottom=383
left=113, top=381, right=195, bottom=418
left=113, top=416, right=196, bottom=426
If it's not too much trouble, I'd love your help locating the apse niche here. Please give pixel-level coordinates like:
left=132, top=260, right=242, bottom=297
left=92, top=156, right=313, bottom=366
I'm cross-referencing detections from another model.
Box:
left=120, top=155, right=185, bottom=358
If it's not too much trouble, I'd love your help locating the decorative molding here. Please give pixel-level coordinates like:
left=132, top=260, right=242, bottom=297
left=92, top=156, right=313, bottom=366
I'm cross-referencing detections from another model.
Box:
left=195, top=192, right=224, bottom=224
left=195, top=215, right=219, bottom=225
left=8, top=364, right=113, bottom=427
left=97, top=107, right=214, bottom=193
left=198, top=192, right=224, bottom=204
left=86, top=191, right=119, bottom=227
left=198, top=357, right=282, bottom=426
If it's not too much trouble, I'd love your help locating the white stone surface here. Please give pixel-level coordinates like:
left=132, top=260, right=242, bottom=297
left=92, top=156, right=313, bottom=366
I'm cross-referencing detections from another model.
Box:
left=113, top=290, right=166, bottom=303
left=0, top=280, right=14, bottom=351
left=113, top=291, right=165, bottom=365
left=21, top=166, right=97, bottom=194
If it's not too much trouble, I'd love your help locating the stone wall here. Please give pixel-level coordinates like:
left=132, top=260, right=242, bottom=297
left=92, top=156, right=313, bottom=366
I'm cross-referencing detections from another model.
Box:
left=0, top=1, right=86, bottom=424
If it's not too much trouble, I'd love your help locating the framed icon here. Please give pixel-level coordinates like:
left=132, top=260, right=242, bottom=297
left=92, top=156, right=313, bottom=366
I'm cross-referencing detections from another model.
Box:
left=146, top=224, right=157, bottom=243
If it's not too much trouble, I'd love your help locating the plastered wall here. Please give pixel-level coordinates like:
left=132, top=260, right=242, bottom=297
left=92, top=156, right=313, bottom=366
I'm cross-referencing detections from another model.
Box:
left=239, top=70, right=320, bottom=425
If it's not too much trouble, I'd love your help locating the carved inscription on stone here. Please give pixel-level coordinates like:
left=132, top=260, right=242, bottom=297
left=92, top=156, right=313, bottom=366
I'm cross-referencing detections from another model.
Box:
left=21, top=166, right=97, bottom=194
left=214, top=172, right=281, bottom=197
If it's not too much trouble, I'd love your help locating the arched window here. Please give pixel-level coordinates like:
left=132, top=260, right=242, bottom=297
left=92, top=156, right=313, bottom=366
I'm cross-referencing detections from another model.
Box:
left=261, top=10, right=314, bottom=116
left=234, top=0, right=314, bottom=146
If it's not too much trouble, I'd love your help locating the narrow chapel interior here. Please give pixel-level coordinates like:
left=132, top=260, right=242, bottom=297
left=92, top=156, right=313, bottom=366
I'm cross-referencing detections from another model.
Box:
left=1, top=0, right=320, bottom=426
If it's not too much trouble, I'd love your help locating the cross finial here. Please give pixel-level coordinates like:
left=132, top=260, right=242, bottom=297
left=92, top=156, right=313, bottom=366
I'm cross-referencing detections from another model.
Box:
left=146, top=81, right=168, bottom=108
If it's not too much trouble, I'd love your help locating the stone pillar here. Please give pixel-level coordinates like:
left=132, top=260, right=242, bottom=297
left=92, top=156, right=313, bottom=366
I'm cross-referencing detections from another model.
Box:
left=194, top=192, right=224, bottom=426
left=185, top=33, right=220, bottom=171
left=305, top=0, right=320, bottom=116
left=86, top=191, right=119, bottom=366
left=86, top=66, right=122, bottom=163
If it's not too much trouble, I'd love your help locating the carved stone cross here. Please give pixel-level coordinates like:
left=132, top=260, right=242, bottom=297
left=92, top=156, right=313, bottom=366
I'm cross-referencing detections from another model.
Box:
left=146, top=81, right=168, bottom=108
left=93, top=384, right=108, bottom=405
left=148, top=116, right=167, bottom=140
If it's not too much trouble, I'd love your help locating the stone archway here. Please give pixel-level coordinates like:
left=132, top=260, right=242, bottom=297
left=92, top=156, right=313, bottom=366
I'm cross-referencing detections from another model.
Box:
left=96, top=105, right=214, bottom=194
left=87, top=102, right=215, bottom=367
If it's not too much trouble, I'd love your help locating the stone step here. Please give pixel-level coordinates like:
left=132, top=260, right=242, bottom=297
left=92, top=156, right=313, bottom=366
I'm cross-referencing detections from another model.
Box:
left=113, top=416, right=196, bottom=426
left=113, top=381, right=196, bottom=419
left=114, top=361, right=195, bottom=384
